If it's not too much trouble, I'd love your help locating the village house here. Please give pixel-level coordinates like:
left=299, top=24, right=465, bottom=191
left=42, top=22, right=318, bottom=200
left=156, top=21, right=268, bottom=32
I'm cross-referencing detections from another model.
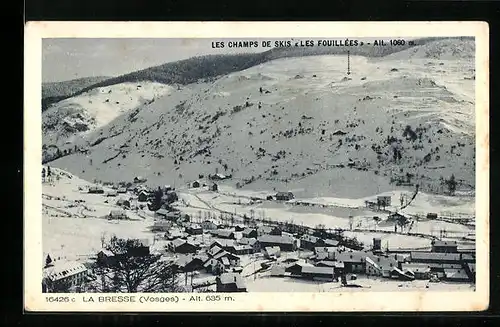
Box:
left=155, top=208, right=180, bottom=221
left=216, top=273, right=247, bottom=292
left=314, top=247, right=337, bottom=261
left=285, top=261, right=314, bottom=275
left=335, top=250, right=367, bottom=273
left=151, top=220, right=173, bottom=232
left=257, top=234, right=297, bottom=251
left=300, top=266, right=335, bottom=281
left=226, top=244, right=254, bottom=255
left=164, top=185, right=173, bottom=192
left=204, top=258, right=223, bottom=275
left=174, top=254, right=206, bottom=273
left=106, top=190, right=118, bottom=197
left=207, top=244, right=225, bottom=257
left=185, top=224, right=203, bottom=235
left=201, top=220, right=218, bottom=230
left=257, top=225, right=282, bottom=236
left=409, top=252, right=463, bottom=264
left=107, top=210, right=128, bottom=220
left=192, top=180, right=201, bottom=188
left=88, top=186, right=104, bottom=194
left=211, top=183, right=218, bottom=192
left=169, top=238, right=199, bottom=254
left=42, top=261, right=89, bottom=292
left=213, top=250, right=241, bottom=267
left=365, top=255, right=400, bottom=278
left=138, top=190, right=149, bottom=202
left=443, top=268, right=471, bottom=282
left=209, top=229, right=236, bottom=239
left=275, top=191, right=295, bottom=201
left=116, top=199, right=131, bottom=209
left=262, top=246, right=281, bottom=259
left=431, top=240, right=458, bottom=253
left=237, top=237, right=260, bottom=252
left=300, top=234, right=327, bottom=251
left=242, top=228, right=258, bottom=238
left=96, top=249, right=116, bottom=267
left=401, top=263, right=432, bottom=280
left=117, top=187, right=128, bottom=194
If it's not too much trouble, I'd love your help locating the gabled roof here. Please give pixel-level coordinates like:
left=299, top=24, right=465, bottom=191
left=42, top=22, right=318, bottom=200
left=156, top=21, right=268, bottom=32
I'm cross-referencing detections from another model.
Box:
left=257, top=234, right=295, bottom=245
left=43, top=261, right=88, bottom=281
left=264, top=246, right=280, bottom=256
left=432, top=240, right=458, bottom=247
left=300, top=234, right=319, bottom=243
left=209, top=229, right=235, bottom=238
left=98, top=249, right=114, bottom=257
left=171, top=238, right=187, bottom=248
left=324, top=239, right=340, bottom=247
left=218, top=273, right=246, bottom=289
left=238, top=237, right=257, bottom=246
left=410, top=252, right=462, bottom=262
left=301, top=265, right=334, bottom=275
left=207, top=245, right=223, bottom=257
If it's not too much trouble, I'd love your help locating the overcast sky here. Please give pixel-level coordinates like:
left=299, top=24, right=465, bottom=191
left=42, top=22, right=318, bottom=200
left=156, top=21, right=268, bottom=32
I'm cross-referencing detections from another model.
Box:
left=42, top=37, right=420, bottom=83
left=42, top=38, right=270, bottom=83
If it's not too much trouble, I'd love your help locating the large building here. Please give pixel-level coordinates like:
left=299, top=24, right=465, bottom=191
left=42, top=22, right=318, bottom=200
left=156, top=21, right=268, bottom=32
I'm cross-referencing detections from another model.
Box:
left=42, top=261, right=89, bottom=292
left=257, top=234, right=297, bottom=251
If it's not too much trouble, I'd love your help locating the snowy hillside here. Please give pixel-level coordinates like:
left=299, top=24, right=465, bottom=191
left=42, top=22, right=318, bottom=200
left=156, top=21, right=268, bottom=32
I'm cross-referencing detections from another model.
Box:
left=383, top=38, right=475, bottom=60
left=46, top=40, right=475, bottom=199
left=42, top=82, right=173, bottom=147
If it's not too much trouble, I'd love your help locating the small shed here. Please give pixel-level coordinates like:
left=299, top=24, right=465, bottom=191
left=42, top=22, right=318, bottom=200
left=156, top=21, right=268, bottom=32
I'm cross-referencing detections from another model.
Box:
left=275, top=192, right=294, bottom=201
left=108, top=210, right=128, bottom=220
left=138, top=191, right=149, bottom=202
left=116, top=199, right=131, bottom=208
left=211, top=183, right=218, bottom=192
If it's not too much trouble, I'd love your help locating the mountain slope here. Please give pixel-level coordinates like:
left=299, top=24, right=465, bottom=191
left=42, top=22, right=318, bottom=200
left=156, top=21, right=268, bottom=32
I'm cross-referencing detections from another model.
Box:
left=42, top=76, right=111, bottom=111
left=48, top=46, right=475, bottom=199
left=42, top=82, right=173, bottom=151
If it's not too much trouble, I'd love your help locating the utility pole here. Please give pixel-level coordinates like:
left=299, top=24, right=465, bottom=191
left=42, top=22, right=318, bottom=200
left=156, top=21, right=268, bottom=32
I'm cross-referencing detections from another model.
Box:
left=347, top=50, right=351, bottom=75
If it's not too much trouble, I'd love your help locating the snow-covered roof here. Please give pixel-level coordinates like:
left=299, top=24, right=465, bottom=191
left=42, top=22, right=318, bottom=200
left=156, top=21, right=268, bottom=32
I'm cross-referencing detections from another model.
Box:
left=209, top=229, right=234, bottom=238
left=264, top=246, right=280, bottom=256
left=301, top=265, right=334, bottom=275
left=43, top=261, right=88, bottom=282
left=238, top=237, right=257, bottom=246
left=98, top=249, right=114, bottom=257
left=444, top=268, right=469, bottom=280
left=410, top=252, right=461, bottom=262
left=258, top=234, right=295, bottom=245
left=218, top=273, right=246, bottom=289
left=171, top=238, right=186, bottom=248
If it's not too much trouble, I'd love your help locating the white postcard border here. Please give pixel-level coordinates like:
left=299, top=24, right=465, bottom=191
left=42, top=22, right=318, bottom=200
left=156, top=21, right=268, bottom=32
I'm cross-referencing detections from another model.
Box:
left=24, top=21, right=489, bottom=312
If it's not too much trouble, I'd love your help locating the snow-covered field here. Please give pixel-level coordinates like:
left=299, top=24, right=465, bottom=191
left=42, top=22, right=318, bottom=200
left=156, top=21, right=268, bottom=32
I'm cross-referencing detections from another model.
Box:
left=245, top=275, right=475, bottom=292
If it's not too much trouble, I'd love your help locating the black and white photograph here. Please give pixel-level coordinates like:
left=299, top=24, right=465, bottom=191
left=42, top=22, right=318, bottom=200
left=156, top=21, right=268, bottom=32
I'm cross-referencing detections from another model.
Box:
left=25, top=22, right=489, bottom=311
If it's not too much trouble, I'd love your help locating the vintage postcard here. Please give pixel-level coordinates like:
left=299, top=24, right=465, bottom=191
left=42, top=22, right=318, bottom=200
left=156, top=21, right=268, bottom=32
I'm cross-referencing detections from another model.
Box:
left=24, top=21, right=489, bottom=312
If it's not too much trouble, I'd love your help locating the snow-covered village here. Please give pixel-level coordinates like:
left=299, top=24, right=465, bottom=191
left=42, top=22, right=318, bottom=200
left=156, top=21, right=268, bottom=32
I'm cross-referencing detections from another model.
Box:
left=40, top=36, right=476, bottom=293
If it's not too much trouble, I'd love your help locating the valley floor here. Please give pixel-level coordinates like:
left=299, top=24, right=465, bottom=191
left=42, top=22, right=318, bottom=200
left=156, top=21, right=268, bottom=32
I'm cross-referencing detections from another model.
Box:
left=41, top=168, right=476, bottom=292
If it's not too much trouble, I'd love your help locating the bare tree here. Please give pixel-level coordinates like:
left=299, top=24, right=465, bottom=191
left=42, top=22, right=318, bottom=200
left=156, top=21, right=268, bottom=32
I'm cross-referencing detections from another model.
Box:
left=89, top=237, right=182, bottom=293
